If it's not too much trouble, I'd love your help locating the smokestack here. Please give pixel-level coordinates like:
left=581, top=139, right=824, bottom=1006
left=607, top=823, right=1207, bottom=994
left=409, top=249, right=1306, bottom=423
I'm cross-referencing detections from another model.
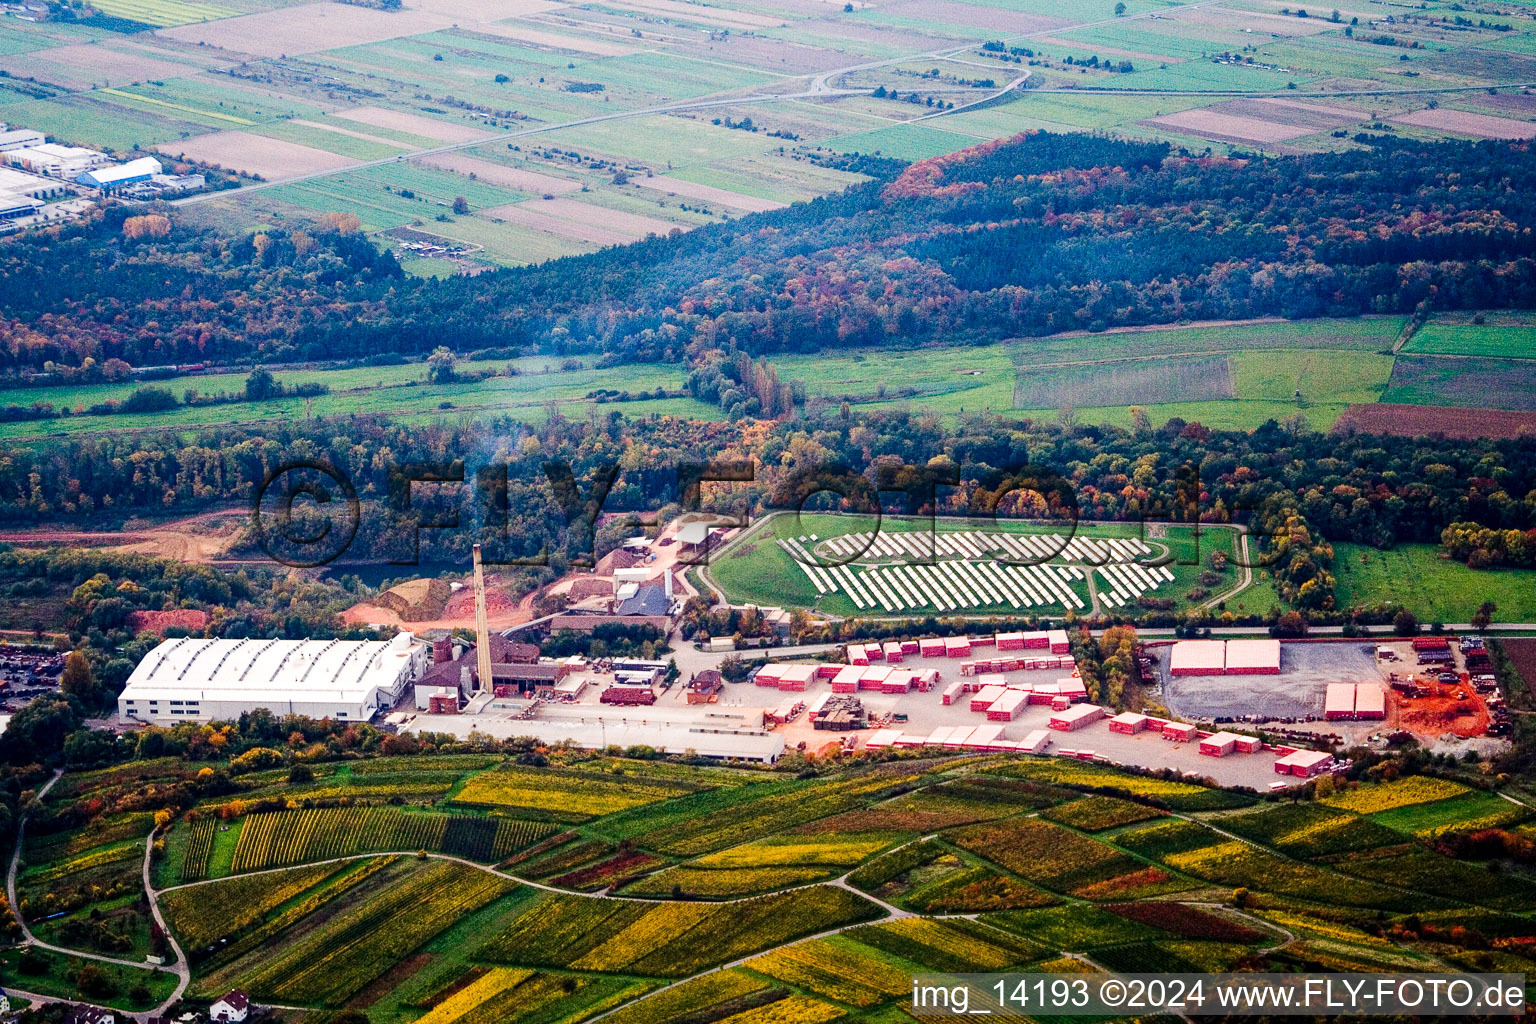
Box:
left=433, top=637, right=451, bottom=664
left=473, top=544, right=493, bottom=696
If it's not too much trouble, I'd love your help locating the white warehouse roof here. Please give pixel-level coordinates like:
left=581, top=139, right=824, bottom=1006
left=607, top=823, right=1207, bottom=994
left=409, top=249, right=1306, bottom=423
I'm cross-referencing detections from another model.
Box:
left=121, top=634, right=422, bottom=706
left=81, top=156, right=162, bottom=186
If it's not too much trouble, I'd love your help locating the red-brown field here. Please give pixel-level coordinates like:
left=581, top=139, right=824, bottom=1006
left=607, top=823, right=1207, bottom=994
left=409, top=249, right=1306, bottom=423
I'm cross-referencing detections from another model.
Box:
left=1393, top=108, right=1536, bottom=140
left=1501, top=638, right=1536, bottom=692
left=1334, top=403, right=1536, bottom=440
left=156, top=131, right=358, bottom=178
left=1147, top=109, right=1313, bottom=144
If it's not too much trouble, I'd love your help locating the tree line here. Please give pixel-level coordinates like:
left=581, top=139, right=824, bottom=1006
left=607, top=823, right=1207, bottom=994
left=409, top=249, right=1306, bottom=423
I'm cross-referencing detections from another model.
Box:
left=5, top=134, right=1536, bottom=375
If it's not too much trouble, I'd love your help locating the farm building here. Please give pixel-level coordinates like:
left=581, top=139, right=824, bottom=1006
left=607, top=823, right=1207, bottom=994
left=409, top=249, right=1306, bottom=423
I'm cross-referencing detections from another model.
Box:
left=1274, top=749, right=1333, bottom=778
left=210, top=992, right=251, bottom=1024
left=78, top=156, right=162, bottom=189
left=119, top=633, right=428, bottom=723
left=673, top=520, right=718, bottom=559
left=1224, top=639, right=1281, bottom=675
left=1048, top=704, right=1104, bottom=731
left=1169, top=640, right=1225, bottom=676
left=1324, top=682, right=1356, bottom=721
left=1198, top=731, right=1244, bottom=757
left=1108, top=711, right=1149, bottom=734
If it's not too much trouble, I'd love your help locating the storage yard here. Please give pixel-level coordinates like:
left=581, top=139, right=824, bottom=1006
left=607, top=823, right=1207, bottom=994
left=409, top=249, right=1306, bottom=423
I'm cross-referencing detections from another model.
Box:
left=1154, top=637, right=1501, bottom=746
left=725, top=633, right=1335, bottom=787
left=1157, top=640, right=1392, bottom=723
left=114, top=610, right=1500, bottom=780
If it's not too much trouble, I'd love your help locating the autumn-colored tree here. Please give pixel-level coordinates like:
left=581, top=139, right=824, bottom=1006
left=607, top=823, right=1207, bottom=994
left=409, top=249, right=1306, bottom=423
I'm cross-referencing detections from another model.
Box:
left=60, top=650, right=98, bottom=705
left=427, top=346, right=458, bottom=384
left=318, top=211, right=362, bottom=233
left=122, top=214, right=171, bottom=239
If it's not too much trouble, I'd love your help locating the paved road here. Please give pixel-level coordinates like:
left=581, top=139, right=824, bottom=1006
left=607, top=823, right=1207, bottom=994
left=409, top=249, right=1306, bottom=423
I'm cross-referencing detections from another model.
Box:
left=141, top=833, right=190, bottom=1017
left=8, top=770, right=189, bottom=1021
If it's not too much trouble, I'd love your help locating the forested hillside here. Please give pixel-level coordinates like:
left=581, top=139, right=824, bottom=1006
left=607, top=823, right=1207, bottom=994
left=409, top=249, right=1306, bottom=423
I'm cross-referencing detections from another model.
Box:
left=3, top=134, right=1535, bottom=374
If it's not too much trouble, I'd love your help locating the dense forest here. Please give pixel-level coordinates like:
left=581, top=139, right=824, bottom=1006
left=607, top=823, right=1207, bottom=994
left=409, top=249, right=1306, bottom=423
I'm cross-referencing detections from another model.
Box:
left=3, top=134, right=1536, bottom=374
left=3, top=407, right=1533, bottom=621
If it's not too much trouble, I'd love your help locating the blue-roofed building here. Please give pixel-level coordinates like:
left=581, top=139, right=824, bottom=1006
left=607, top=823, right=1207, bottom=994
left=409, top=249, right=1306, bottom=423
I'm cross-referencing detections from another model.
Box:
left=77, top=156, right=162, bottom=190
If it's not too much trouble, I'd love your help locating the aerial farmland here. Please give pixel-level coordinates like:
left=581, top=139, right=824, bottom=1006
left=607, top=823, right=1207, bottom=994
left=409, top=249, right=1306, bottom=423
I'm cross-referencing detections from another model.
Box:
left=4, top=0, right=1536, bottom=274
left=2, top=0, right=1536, bottom=1017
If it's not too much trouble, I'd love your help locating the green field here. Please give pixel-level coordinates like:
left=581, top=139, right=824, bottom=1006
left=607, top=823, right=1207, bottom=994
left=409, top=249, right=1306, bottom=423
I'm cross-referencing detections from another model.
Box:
left=1404, top=315, right=1536, bottom=359
left=89, top=0, right=236, bottom=25
left=707, top=511, right=1240, bottom=617
left=1331, top=543, right=1536, bottom=624
left=826, top=122, right=981, bottom=161
left=6, top=0, right=1536, bottom=277
left=0, top=359, right=718, bottom=443
left=0, top=946, right=177, bottom=1010
left=773, top=319, right=1406, bottom=429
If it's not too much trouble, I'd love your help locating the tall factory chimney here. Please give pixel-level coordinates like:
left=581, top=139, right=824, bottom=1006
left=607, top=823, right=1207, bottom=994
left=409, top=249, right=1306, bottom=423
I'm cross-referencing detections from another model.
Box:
left=473, top=543, right=493, bottom=696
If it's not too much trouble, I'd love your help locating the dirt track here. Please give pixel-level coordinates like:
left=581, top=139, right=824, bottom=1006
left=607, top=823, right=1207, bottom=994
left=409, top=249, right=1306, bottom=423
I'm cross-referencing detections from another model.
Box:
left=0, top=509, right=246, bottom=563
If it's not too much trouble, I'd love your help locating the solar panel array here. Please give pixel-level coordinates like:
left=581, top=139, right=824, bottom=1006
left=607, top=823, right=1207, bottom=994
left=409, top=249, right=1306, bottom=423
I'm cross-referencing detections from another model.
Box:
left=777, top=530, right=1173, bottom=613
